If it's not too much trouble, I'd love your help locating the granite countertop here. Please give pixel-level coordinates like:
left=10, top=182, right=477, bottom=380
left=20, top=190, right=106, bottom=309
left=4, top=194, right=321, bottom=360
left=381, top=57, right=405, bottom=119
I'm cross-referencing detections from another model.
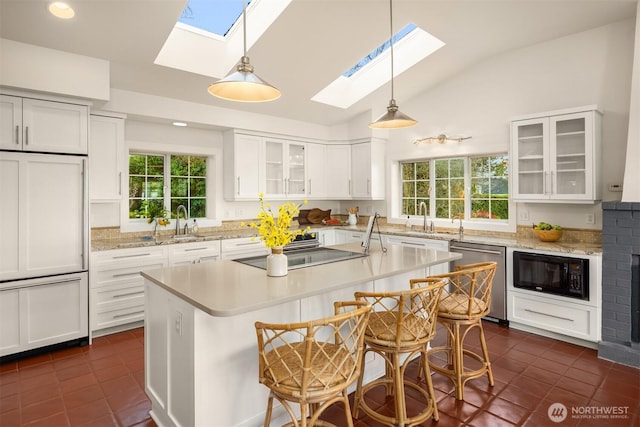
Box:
left=92, top=224, right=602, bottom=255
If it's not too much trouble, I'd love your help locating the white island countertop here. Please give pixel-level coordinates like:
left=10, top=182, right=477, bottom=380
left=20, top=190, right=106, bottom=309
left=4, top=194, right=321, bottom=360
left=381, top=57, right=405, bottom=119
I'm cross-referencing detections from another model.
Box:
left=141, top=243, right=461, bottom=317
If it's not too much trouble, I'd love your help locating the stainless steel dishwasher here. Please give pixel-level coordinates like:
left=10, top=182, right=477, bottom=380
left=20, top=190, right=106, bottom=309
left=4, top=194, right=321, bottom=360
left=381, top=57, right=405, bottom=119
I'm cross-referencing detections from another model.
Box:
left=448, top=241, right=508, bottom=325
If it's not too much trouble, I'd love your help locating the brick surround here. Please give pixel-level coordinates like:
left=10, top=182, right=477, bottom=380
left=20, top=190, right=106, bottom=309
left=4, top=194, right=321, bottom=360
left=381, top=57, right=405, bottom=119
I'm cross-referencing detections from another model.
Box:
left=599, top=202, right=640, bottom=367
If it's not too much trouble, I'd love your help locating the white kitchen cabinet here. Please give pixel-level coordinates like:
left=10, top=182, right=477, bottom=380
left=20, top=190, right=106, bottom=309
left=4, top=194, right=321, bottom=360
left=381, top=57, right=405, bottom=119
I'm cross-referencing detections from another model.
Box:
left=386, top=235, right=450, bottom=276
left=305, top=143, right=326, bottom=199
left=0, top=152, right=87, bottom=282
left=168, top=240, right=220, bottom=266
left=511, top=106, right=602, bottom=202
left=89, top=113, right=125, bottom=201
left=0, top=272, right=89, bottom=357
left=325, top=144, right=351, bottom=198
left=90, top=246, right=166, bottom=335
left=264, top=138, right=306, bottom=199
left=0, top=94, right=89, bottom=154
left=351, top=140, right=385, bottom=199
left=223, top=131, right=262, bottom=201
left=220, top=237, right=269, bottom=260
left=316, top=229, right=336, bottom=246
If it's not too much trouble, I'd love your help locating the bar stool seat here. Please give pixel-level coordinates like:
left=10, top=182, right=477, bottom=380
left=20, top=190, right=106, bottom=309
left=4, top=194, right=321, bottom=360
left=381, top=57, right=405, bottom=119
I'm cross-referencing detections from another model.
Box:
left=352, top=279, right=446, bottom=427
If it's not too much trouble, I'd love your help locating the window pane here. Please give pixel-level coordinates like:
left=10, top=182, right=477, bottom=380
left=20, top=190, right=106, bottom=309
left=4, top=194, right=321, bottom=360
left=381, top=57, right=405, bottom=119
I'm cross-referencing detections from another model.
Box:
left=190, top=177, right=206, bottom=197
left=171, top=155, right=189, bottom=176
left=146, top=177, right=164, bottom=198
left=171, top=199, right=187, bottom=216
left=129, top=199, right=143, bottom=218
left=129, top=154, right=146, bottom=175
left=402, top=163, right=415, bottom=180
left=416, top=181, right=430, bottom=197
left=435, top=199, right=449, bottom=218
left=492, top=177, right=509, bottom=195
left=191, top=157, right=207, bottom=177
left=435, top=179, right=449, bottom=198
left=491, top=199, right=509, bottom=220
left=471, top=157, right=489, bottom=177
left=171, top=177, right=188, bottom=197
left=471, top=178, right=490, bottom=197
left=450, top=159, right=464, bottom=177
left=435, top=159, right=449, bottom=178
left=403, top=199, right=415, bottom=215
left=451, top=178, right=465, bottom=199
left=129, top=176, right=144, bottom=198
left=191, top=199, right=206, bottom=217
left=402, top=181, right=415, bottom=198
left=415, top=162, right=429, bottom=180
left=470, top=155, right=509, bottom=221
left=147, top=155, right=164, bottom=175
left=451, top=200, right=464, bottom=218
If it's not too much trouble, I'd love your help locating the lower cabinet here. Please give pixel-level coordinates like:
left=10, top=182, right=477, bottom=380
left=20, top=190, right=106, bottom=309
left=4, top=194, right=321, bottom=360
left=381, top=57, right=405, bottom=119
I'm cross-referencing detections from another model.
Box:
left=0, top=272, right=88, bottom=357
left=90, top=247, right=166, bottom=336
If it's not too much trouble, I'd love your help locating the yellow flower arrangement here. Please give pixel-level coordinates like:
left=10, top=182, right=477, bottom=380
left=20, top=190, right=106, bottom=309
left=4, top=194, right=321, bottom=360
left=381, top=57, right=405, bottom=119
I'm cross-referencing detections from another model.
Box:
left=243, top=194, right=310, bottom=248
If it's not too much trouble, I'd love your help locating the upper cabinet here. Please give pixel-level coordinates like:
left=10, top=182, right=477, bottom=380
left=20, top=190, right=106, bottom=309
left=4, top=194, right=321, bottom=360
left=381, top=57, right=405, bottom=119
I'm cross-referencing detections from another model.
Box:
left=351, top=140, right=385, bottom=200
left=511, top=106, right=602, bottom=203
left=305, top=143, right=326, bottom=199
left=0, top=94, right=88, bottom=155
left=223, top=131, right=262, bottom=201
left=325, top=144, right=352, bottom=199
left=89, top=113, right=125, bottom=201
left=264, top=138, right=306, bottom=199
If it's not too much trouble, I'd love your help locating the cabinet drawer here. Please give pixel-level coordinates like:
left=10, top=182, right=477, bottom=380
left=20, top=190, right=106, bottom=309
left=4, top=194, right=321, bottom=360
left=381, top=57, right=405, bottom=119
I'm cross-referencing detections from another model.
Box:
left=221, top=237, right=268, bottom=260
left=91, top=246, right=166, bottom=265
left=92, top=282, right=145, bottom=304
left=509, top=291, right=597, bottom=342
left=93, top=261, right=165, bottom=286
left=94, top=303, right=145, bottom=330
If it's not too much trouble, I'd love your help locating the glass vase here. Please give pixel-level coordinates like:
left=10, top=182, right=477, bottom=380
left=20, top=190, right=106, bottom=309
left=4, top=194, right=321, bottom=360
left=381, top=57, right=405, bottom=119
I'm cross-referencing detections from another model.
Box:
left=266, top=246, right=288, bottom=277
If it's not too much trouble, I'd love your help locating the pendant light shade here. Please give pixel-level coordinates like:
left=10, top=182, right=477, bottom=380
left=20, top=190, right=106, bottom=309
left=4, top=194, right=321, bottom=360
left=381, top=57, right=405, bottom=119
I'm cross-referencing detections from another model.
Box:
left=369, top=0, right=417, bottom=129
left=207, top=1, right=281, bottom=102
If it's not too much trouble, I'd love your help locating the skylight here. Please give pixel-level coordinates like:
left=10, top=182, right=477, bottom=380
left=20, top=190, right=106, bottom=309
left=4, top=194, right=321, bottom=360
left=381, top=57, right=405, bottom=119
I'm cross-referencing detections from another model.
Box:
left=178, top=0, right=251, bottom=37
left=312, top=23, right=445, bottom=109
left=343, top=23, right=417, bottom=78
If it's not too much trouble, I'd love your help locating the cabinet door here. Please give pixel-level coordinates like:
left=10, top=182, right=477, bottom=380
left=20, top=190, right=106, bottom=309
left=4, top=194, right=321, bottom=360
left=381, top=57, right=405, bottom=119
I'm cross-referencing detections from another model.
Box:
left=325, top=145, right=351, bottom=198
left=22, top=98, right=88, bottom=154
left=287, top=142, right=306, bottom=197
left=89, top=115, right=124, bottom=201
left=23, top=155, right=86, bottom=278
left=549, top=112, right=593, bottom=200
left=0, top=95, right=22, bottom=150
left=351, top=143, right=371, bottom=198
left=511, top=118, right=549, bottom=199
left=306, top=143, right=326, bottom=199
left=233, top=135, right=262, bottom=199
left=0, top=288, right=20, bottom=356
left=264, top=139, right=285, bottom=197
left=0, top=155, right=20, bottom=278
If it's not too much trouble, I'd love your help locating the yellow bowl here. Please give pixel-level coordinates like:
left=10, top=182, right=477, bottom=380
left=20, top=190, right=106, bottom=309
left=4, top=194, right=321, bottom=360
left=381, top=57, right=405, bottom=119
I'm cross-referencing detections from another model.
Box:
left=533, top=228, right=563, bottom=242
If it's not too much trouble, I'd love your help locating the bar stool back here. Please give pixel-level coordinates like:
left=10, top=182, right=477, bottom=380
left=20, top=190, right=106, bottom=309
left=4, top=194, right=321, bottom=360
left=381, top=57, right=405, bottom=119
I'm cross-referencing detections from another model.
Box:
left=352, top=279, right=446, bottom=426
left=255, top=301, right=371, bottom=427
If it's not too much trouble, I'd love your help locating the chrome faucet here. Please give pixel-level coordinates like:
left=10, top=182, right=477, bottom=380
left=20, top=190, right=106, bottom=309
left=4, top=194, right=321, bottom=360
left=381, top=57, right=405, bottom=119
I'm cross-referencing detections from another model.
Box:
left=452, top=216, right=464, bottom=239
left=418, top=201, right=429, bottom=232
left=176, top=205, right=189, bottom=235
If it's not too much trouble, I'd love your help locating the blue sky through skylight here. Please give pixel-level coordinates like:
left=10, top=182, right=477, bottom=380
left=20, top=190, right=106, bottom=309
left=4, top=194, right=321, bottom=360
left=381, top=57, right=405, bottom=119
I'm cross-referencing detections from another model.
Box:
left=178, top=0, right=251, bottom=37
left=343, top=23, right=417, bottom=77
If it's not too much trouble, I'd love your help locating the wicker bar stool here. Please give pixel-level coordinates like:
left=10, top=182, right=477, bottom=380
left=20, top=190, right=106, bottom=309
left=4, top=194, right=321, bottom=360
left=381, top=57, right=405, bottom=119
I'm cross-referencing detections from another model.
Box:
left=424, top=261, right=497, bottom=400
left=254, top=301, right=371, bottom=427
left=351, top=279, right=446, bottom=427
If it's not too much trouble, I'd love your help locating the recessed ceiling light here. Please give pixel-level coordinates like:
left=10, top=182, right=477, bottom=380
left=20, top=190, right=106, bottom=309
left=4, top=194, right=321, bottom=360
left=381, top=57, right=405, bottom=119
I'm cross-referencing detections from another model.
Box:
left=48, top=2, right=75, bottom=19
left=172, top=122, right=188, bottom=127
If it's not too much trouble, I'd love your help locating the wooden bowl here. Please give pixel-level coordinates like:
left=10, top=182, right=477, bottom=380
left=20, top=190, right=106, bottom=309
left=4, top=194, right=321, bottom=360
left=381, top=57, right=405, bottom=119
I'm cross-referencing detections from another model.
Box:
left=533, top=228, right=563, bottom=242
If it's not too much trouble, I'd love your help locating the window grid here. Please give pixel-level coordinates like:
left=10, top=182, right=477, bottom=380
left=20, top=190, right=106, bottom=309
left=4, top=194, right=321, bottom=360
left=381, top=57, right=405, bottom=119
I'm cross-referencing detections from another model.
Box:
left=401, top=155, right=509, bottom=221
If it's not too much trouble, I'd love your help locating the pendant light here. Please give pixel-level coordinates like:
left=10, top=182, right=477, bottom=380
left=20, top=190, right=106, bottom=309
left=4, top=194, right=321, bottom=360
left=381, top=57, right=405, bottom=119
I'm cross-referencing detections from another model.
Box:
left=207, top=0, right=281, bottom=102
left=369, top=0, right=417, bottom=128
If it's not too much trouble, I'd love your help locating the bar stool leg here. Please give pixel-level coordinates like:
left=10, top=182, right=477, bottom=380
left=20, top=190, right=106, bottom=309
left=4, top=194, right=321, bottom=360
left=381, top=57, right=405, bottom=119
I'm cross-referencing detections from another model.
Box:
left=421, top=348, right=440, bottom=421
left=452, top=322, right=464, bottom=400
left=478, top=322, right=495, bottom=386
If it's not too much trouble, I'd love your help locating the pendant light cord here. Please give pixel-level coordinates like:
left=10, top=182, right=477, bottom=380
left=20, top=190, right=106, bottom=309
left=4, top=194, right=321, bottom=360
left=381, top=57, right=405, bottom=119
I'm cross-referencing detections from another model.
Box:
left=389, top=0, right=395, bottom=101
left=242, top=0, right=247, bottom=57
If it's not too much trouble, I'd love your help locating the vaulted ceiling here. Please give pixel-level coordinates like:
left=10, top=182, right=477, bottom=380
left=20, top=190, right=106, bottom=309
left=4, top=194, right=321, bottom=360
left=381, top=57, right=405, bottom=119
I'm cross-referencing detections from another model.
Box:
left=0, top=0, right=636, bottom=127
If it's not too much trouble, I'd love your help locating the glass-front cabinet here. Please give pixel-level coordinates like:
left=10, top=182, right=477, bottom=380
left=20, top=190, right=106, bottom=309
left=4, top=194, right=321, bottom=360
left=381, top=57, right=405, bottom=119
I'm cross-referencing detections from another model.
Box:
left=264, top=139, right=306, bottom=198
left=511, top=107, right=601, bottom=202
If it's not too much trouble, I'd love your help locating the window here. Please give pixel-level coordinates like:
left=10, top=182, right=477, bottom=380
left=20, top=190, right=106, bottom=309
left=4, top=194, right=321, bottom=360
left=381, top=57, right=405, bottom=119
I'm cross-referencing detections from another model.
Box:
left=401, top=155, right=509, bottom=221
left=128, top=153, right=207, bottom=220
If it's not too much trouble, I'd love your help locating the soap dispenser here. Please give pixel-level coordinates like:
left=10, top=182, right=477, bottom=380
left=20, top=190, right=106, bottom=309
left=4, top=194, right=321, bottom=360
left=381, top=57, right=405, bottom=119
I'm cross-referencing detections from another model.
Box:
left=405, top=216, right=412, bottom=231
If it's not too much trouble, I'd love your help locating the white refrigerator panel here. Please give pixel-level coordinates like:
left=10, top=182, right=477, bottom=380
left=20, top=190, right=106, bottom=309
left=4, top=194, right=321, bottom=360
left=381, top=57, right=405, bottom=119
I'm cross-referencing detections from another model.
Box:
left=0, top=152, right=87, bottom=281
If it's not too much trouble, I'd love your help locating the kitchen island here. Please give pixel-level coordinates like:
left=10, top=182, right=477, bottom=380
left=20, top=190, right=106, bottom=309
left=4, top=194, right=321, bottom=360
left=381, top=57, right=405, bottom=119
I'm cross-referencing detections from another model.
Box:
left=141, top=243, right=461, bottom=427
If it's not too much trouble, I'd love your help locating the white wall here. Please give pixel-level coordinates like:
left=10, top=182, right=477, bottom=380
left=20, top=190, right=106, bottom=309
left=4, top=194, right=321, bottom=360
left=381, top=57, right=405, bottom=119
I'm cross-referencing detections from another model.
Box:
left=0, top=38, right=110, bottom=101
left=383, top=18, right=635, bottom=230
left=622, top=2, right=640, bottom=203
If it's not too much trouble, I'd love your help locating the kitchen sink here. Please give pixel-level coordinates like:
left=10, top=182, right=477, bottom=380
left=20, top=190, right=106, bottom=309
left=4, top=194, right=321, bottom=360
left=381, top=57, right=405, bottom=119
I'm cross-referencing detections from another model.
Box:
left=170, top=234, right=204, bottom=242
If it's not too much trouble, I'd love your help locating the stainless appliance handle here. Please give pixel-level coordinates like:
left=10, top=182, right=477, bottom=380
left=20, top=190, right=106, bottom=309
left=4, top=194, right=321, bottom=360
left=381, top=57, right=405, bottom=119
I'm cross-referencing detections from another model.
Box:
left=449, top=245, right=503, bottom=256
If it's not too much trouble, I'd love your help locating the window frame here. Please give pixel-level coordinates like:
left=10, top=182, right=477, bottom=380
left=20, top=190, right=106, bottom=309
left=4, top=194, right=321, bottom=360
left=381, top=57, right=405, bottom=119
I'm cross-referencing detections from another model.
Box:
left=120, top=140, right=220, bottom=233
left=393, top=153, right=515, bottom=233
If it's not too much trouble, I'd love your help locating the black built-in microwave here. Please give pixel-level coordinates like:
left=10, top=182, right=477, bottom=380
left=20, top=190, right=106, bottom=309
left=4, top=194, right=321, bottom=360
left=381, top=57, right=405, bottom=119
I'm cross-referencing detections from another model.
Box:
left=513, top=251, right=589, bottom=300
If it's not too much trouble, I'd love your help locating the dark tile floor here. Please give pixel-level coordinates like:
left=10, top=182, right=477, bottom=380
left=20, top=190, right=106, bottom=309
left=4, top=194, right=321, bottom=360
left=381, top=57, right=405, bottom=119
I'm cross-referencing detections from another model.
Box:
left=1, top=322, right=639, bottom=426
